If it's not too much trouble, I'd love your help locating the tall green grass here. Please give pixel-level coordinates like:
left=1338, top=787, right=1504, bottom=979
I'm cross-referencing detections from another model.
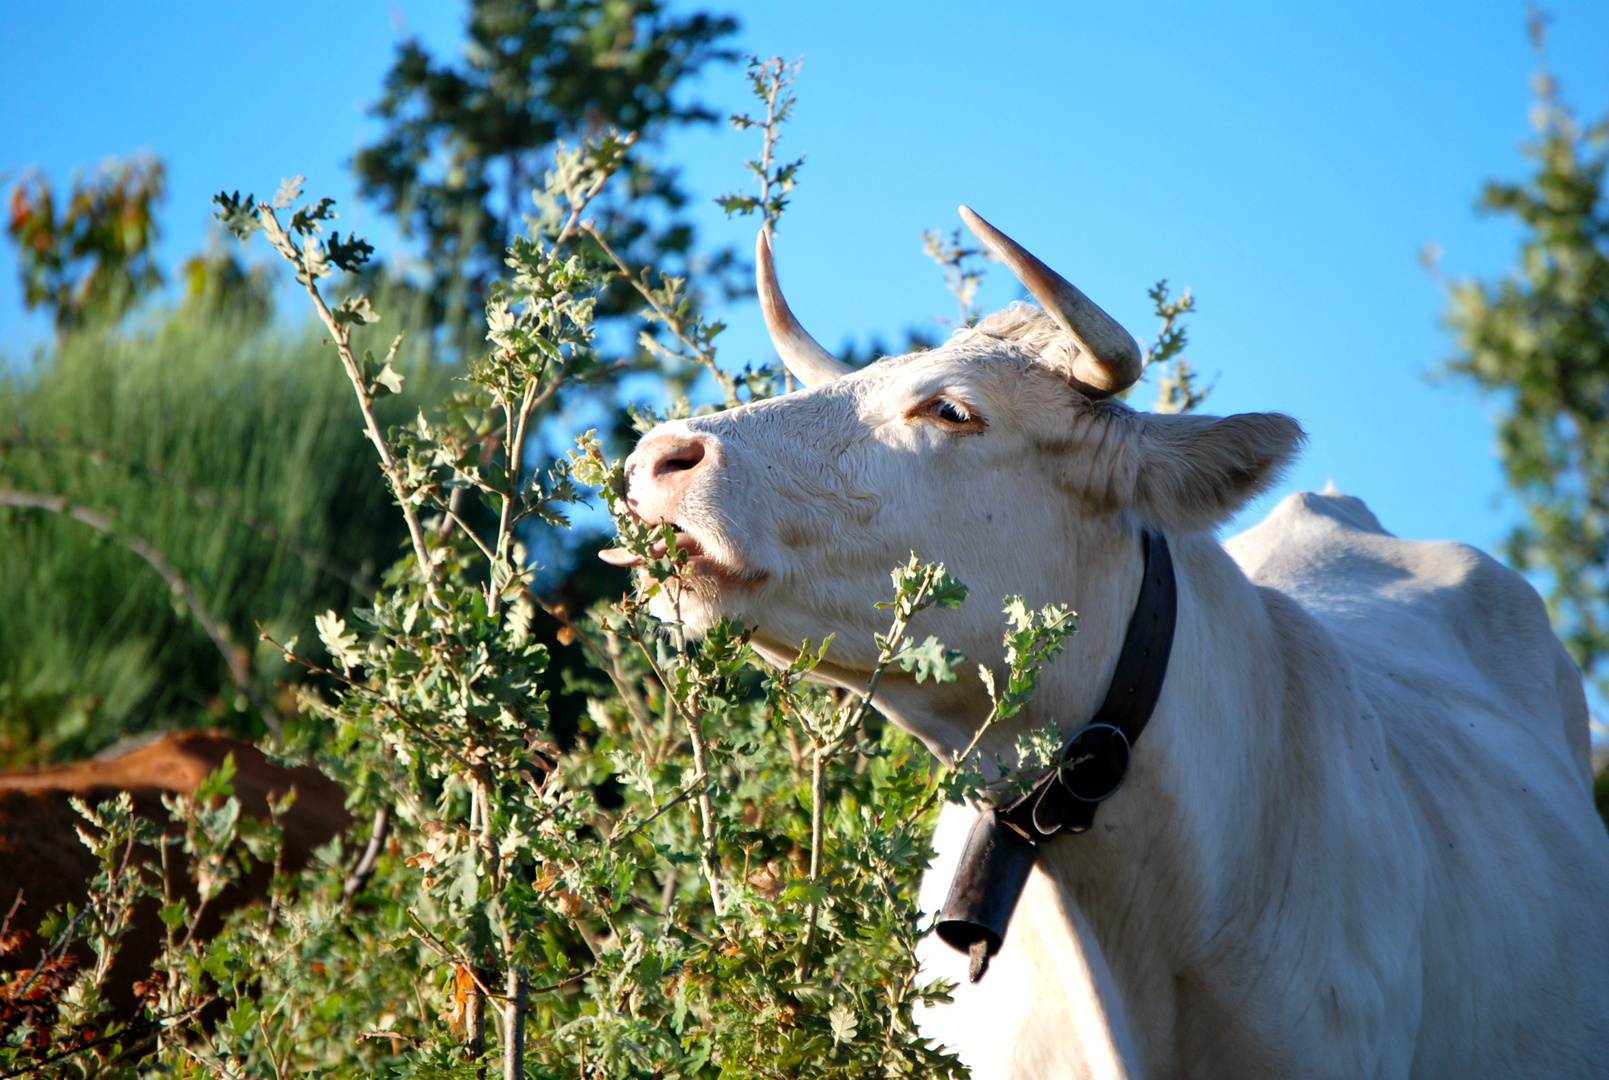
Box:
left=0, top=307, right=442, bottom=765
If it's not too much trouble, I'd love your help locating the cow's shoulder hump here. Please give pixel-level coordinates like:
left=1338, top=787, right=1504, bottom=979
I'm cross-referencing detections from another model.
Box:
left=1225, top=489, right=1589, bottom=781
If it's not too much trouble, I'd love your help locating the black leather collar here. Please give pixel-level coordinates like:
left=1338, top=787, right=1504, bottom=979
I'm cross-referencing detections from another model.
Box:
left=936, top=530, right=1178, bottom=981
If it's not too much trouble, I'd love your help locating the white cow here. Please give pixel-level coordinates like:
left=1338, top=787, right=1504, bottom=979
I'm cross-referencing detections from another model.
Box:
left=607, top=210, right=1609, bottom=1078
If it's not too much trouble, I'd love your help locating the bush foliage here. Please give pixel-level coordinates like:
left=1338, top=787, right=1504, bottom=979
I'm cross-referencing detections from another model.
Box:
left=0, top=34, right=1214, bottom=1076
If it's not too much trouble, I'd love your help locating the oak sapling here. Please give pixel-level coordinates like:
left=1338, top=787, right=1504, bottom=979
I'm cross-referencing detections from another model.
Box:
left=9, top=54, right=1189, bottom=1080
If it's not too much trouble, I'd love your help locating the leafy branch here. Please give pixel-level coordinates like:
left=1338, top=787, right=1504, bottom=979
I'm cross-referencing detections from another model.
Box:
left=214, top=179, right=441, bottom=610
left=784, top=556, right=967, bottom=977
left=717, top=56, right=805, bottom=238
left=922, top=227, right=996, bottom=328
left=580, top=220, right=738, bottom=408
left=904, top=597, right=1078, bottom=828
left=1141, top=279, right=1211, bottom=414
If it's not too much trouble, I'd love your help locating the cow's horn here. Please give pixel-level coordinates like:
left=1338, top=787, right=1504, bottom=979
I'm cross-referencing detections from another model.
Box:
left=756, top=229, right=852, bottom=387
left=958, top=206, right=1143, bottom=397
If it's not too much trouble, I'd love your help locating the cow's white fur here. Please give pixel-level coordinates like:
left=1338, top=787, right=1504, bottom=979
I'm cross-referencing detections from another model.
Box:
left=623, top=304, right=1609, bottom=1077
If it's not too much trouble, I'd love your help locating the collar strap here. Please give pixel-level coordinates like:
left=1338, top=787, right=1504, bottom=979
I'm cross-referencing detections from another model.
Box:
left=1009, top=528, right=1177, bottom=837
left=935, top=529, right=1178, bottom=980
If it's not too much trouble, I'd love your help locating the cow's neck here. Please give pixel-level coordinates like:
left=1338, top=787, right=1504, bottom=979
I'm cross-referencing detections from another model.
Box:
left=1023, top=526, right=1384, bottom=1075
left=881, top=521, right=1386, bottom=1077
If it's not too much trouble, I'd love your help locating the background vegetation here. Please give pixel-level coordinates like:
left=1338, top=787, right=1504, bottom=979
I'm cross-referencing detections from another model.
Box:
left=1441, top=14, right=1609, bottom=703
left=0, top=0, right=742, bottom=768
left=0, top=311, right=437, bottom=764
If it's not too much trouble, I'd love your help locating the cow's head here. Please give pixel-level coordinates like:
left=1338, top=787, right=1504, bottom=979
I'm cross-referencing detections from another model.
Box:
left=606, top=209, right=1302, bottom=758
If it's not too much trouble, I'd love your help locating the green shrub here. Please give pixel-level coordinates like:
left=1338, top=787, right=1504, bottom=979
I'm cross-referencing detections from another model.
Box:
left=1, top=56, right=1206, bottom=1079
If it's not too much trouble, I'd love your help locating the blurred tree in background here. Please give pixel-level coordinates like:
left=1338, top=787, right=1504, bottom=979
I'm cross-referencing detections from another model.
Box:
left=1442, top=15, right=1609, bottom=704
left=177, top=243, right=277, bottom=324
left=354, top=0, right=738, bottom=333
left=6, top=157, right=166, bottom=334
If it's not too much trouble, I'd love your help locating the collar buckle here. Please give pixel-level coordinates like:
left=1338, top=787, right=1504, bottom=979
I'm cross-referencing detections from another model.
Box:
left=1059, top=721, right=1132, bottom=803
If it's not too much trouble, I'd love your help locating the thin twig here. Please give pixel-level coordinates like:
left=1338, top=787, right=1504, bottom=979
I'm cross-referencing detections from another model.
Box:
left=0, top=488, right=282, bottom=735
left=795, top=567, right=941, bottom=977
left=623, top=896, right=714, bottom=945
left=580, top=221, right=739, bottom=407
left=342, top=806, right=391, bottom=901
left=607, top=778, right=706, bottom=847
left=488, top=380, right=539, bottom=619
left=898, top=693, right=1013, bottom=835
left=628, top=636, right=726, bottom=912
left=254, top=208, right=442, bottom=611
left=404, top=913, right=509, bottom=1004
left=13, top=899, right=85, bottom=1004
left=0, top=434, right=376, bottom=595
left=553, top=131, right=638, bottom=248
left=0, top=890, right=21, bottom=935
left=682, top=708, right=724, bottom=916
left=444, top=507, right=498, bottom=562
left=357, top=1030, right=423, bottom=1046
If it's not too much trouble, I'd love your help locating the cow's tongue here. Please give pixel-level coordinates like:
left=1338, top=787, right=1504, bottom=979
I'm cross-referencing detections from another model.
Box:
left=597, top=532, right=701, bottom=568
left=597, top=547, right=644, bottom=567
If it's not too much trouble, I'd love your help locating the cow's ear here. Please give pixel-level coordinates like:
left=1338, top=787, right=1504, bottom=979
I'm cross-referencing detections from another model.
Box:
left=1128, top=411, right=1305, bottom=532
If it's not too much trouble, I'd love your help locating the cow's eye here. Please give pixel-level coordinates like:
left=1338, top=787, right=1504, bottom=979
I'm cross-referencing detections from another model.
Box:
left=912, top=396, right=984, bottom=431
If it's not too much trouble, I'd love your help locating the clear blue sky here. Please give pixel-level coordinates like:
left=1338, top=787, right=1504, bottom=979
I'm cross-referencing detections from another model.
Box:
left=3, top=1, right=1607, bottom=555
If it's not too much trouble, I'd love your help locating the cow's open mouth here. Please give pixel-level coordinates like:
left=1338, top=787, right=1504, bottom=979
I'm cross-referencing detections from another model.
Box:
left=599, top=529, right=738, bottom=580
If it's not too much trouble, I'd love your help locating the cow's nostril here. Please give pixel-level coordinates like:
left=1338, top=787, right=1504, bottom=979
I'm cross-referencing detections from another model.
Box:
left=655, top=440, right=707, bottom=476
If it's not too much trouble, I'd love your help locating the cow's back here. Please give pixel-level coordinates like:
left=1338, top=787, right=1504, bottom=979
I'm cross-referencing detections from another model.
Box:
left=1227, top=489, right=1590, bottom=785
left=1227, top=489, right=1609, bottom=1077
